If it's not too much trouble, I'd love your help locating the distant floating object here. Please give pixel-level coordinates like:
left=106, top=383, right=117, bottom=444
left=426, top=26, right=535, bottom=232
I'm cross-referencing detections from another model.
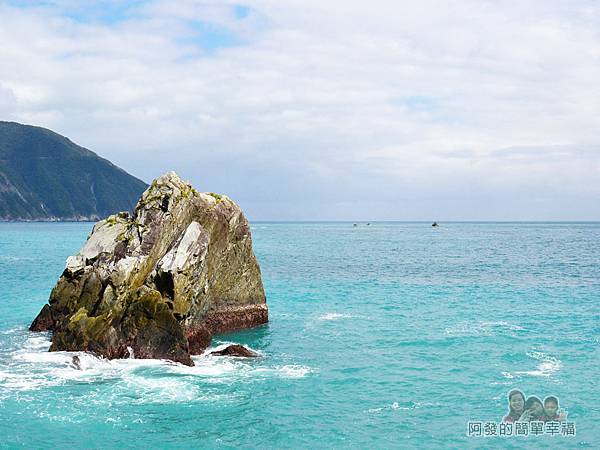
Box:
left=353, top=223, right=358, bottom=227
left=366, top=223, right=371, bottom=226
left=432, top=222, right=439, bottom=227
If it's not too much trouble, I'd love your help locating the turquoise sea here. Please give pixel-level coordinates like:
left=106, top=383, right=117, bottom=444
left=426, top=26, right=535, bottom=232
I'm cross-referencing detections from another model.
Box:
left=0, top=222, right=598, bottom=449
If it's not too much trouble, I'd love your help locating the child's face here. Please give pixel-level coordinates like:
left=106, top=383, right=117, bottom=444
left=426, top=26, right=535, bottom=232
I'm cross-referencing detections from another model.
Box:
left=530, top=402, right=544, bottom=418
left=545, top=401, right=558, bottom=417
left=510, top=394, right=524, bottom=413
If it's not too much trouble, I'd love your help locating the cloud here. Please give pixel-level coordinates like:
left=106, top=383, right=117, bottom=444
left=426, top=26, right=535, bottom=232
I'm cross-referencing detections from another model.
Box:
left=0, top=81, right=17, bottom=114
left=0, top=0, right=599, bottom=219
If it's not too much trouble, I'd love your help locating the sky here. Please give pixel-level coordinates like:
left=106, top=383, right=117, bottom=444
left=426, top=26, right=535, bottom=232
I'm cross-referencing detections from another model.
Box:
left=1, top=0, right=599, bottom=220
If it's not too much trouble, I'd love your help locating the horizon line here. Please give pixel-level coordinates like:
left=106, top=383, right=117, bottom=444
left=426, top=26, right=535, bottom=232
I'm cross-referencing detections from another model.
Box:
left=2, top=220, right=600, bottom=224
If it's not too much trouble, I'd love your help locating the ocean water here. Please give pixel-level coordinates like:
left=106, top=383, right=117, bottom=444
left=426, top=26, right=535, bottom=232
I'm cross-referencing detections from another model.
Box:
left=0, top=222, right=598, bottom=449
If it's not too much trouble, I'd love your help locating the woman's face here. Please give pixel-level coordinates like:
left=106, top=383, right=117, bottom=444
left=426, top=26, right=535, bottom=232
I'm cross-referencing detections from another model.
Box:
left=510, top=394, right=524, bottom=413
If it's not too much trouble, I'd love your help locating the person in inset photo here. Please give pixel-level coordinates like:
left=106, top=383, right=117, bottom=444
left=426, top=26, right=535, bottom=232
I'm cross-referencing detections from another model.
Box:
left=542, top=396, right=567, bottom=421
left=503, top=389, right=525, bottom=422
left=519, top=396, right=545, bottom=422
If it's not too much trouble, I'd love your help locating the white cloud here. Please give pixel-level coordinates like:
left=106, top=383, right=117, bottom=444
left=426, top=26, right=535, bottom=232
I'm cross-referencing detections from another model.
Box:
left=0, top=0, right=599, bottom=219
left=0, top=81, right=17, bottom=115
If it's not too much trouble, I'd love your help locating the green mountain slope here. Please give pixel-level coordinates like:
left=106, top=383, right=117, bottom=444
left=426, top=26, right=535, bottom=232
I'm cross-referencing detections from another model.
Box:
left=0, top=121, right=147, bottom=220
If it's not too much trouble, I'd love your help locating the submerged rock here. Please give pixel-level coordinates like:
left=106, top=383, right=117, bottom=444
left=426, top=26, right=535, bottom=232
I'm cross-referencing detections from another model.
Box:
left=71, top=355, right=82, bottom=370
left=208, top=344, right=260, bottom=357
left=30, top=171, right=268, bottom=366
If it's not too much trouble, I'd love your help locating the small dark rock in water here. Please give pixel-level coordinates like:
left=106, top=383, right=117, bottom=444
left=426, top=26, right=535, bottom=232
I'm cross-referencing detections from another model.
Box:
left=366, top=223, right=371, bottom=226
left=71, top=355, right=82, bottom=370
left=432, top=222, right=439, bottom=227
left=353, top=223, right=357, bottom=227
left=208, top=344, right=260, bottom=357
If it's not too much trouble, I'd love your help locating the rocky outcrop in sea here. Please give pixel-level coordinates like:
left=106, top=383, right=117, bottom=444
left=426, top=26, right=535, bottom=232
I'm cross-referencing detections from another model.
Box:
left=30, top=172, right=268, bottom=366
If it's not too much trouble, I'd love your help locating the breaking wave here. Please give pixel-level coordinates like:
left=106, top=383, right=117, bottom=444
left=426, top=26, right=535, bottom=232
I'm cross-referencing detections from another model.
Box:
left=0, top=330, right=313, bottom=406
left=502, top=350, right=562, bottom=379
left=317, top=312, right=354, bottom=321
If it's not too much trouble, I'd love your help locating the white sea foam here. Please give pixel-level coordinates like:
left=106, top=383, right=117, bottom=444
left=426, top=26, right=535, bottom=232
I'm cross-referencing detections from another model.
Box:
left=2, top=334, right=312, bottom=405
left=22, top=334, right=52, bottom=350
left=317, top=313, right=353, bottom=321
left=164, top=342, right=266, bottom=379
left=1, top=326, right=24, bottom=335
left=444, top=320, right=525, bottom=336
left=173, top=354, right=251, bottom=378
left=515, top=351, right=562, bottom=377
left=502, top=350, right=562, bottom=379
left=366, top=401, right=439, bottom=414
left=0, top=368, right=62, bottom=391
left=277, top=364, right=312, bottom=378
left=123, top=375, right=200, bottom=403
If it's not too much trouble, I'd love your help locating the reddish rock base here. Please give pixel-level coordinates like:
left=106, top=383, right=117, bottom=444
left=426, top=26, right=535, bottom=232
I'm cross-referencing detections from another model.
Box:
left=202, top=304, right=268, bottom=334
left=186, top=326, right=212, bottom=355
left=186, top=304, right=268, bottom=355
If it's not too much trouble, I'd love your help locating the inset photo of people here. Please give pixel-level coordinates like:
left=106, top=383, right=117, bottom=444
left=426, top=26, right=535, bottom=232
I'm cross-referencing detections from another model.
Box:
left=503, top=390, right=568, bottom=423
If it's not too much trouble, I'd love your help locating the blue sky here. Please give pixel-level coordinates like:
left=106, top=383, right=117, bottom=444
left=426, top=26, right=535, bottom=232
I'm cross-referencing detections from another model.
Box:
left=0, top=0, right=599, bottom=220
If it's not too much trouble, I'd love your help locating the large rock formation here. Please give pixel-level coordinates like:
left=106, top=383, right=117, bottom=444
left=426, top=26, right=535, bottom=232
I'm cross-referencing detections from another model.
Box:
left=30, top=172, right=267, bottom=366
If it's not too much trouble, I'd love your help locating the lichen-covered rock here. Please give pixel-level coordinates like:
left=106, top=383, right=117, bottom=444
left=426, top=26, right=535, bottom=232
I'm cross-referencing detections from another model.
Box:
left=30, top=171, right=267, bottom=366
